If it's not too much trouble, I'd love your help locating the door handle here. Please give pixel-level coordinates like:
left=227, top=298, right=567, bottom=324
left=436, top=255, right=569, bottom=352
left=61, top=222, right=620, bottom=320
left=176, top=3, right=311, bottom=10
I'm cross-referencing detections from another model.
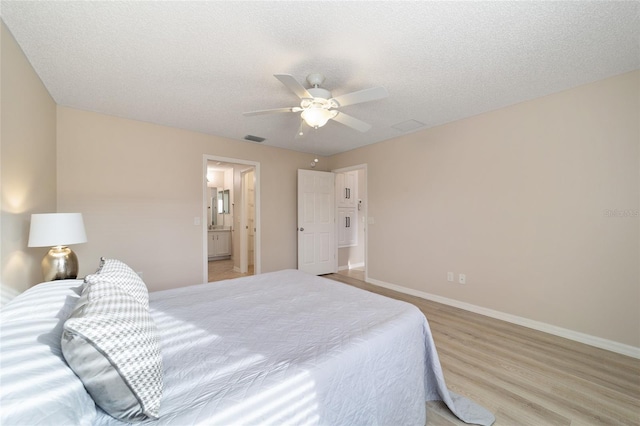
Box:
left=299, top=227, right=304, bottom=232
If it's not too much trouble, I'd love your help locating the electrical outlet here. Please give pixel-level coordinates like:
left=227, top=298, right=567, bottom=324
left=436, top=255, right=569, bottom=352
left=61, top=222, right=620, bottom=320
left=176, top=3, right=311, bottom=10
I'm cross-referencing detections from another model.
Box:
left=194, top=216, right=201, bottom=226
left=459, top=274, right=466, bottom=284
left=447, top=272, right=454, bottom=282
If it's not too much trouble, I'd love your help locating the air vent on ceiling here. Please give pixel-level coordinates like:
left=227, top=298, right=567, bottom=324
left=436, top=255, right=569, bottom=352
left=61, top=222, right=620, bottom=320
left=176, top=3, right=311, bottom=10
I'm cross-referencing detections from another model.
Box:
left=391, top=119, right=425, bottom=132
left=244, top=135, right=266, bottom=143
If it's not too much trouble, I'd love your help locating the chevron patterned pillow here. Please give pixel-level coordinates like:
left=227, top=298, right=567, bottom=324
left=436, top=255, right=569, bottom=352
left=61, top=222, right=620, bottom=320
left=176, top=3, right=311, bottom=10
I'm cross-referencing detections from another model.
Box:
left=61, top=279, right=163, bottom=422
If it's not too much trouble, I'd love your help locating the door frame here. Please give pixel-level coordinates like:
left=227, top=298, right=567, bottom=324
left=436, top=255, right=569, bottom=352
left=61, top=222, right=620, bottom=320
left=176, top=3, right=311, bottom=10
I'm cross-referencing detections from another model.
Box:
left=202, top=155, right=261, bottom=283
left=239, top=168, right=255, bottom=274
left=332, top=164, right=368, bottom=281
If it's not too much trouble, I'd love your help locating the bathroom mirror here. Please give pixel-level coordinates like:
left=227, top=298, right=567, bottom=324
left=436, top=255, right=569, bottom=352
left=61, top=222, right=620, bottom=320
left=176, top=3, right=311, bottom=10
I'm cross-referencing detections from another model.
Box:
left=218, top=189, right=230, bottom=214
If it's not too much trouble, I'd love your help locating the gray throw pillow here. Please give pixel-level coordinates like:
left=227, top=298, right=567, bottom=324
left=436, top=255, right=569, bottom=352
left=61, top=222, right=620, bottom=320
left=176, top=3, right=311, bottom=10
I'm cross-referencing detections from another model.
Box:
left=85, top=257, right=149, bottom=309
left=61, top=279, right=163, bottom=422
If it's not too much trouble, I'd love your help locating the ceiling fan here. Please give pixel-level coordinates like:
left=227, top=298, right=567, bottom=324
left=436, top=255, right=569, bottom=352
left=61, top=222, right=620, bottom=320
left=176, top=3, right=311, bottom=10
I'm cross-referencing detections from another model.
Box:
left=243, top=73, right=388, bottom=137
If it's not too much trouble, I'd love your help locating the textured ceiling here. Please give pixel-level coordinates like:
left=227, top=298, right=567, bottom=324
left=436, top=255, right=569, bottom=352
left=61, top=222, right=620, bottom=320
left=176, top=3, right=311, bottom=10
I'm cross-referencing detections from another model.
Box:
left=1, top=1, right=638, bottom=156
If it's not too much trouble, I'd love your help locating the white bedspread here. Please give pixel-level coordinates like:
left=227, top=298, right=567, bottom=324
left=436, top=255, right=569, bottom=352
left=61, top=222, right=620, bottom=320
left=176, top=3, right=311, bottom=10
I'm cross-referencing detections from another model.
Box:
left=94, top=269, right=494, bottom=425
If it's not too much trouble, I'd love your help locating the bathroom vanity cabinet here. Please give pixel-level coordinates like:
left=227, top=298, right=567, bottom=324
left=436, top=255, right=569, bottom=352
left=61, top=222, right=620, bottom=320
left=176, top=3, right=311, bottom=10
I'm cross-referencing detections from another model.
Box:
left=208, top=229, right=231, bottom=260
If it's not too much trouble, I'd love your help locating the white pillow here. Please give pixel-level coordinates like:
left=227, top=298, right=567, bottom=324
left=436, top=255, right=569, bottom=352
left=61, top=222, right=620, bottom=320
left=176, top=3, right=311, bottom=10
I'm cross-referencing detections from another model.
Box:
left=61, top=279, right=163, bottom=422
left=1, top=279, right=83, bottom=322
left=0, top=280, right=97, bottom=426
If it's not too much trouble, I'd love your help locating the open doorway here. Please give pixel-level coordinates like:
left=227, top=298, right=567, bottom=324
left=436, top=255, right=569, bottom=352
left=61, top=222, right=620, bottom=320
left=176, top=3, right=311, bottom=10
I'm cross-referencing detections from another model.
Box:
left=203, top=155, right=260, bottom=283
left=333, top=164, right=367, bottom=281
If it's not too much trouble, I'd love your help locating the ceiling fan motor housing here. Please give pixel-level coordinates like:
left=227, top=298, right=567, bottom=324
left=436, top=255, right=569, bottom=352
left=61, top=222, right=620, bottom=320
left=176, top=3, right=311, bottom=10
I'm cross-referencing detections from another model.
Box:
left=306, top=73, right=326, bottom=88
left=307, top=87, right=331, bottom=100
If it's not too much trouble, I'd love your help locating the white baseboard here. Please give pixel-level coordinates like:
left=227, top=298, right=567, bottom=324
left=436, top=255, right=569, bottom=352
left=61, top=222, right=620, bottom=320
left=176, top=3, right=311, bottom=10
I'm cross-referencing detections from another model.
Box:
left=366, top=277, right=640, bottom=360
left=338, top=262, right=365, bottom=271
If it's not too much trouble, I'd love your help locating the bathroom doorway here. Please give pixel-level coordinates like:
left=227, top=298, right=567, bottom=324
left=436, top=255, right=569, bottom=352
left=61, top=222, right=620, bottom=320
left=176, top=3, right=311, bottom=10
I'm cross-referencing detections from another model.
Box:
left=203, top=155, right=260, bottom=283
left=333, top=164, right=367, bottom=282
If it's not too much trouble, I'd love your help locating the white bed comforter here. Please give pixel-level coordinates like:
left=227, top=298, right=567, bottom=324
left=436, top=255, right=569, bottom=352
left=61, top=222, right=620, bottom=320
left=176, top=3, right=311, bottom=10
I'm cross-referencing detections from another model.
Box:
left=94, top=269, right=494, bottom=425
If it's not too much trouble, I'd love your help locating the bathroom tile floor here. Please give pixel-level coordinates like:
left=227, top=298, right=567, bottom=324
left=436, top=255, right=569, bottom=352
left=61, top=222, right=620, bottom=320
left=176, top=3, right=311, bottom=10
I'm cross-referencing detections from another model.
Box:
left=208, top=259, right=254, bottom=282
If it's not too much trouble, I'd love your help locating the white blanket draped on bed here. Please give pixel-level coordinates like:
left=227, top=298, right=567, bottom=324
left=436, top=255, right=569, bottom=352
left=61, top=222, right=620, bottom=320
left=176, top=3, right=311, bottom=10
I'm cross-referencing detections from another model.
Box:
left=94, top=269, right=494, bottom=425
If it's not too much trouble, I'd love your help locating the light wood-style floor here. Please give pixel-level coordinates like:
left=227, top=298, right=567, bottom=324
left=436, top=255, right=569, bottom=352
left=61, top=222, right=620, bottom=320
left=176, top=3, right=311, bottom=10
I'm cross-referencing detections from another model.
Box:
left=328, top=270, right=640, bottom=426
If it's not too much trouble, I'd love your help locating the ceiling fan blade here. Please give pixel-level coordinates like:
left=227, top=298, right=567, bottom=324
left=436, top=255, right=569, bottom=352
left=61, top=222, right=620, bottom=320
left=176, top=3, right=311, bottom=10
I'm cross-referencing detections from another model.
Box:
left=295, top=120, right=311, bottom=139
left=331, top=111, right=372, bottom=132
left=274, top=74, right=313, bottom=99
left=243, top=107, right=299, bottom=116
left=330, top=86, right=388, bottom=107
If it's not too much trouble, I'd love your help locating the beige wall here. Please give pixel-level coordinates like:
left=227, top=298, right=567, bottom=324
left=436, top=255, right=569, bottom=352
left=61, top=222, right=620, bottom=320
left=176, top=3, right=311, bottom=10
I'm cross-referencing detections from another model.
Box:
left=2, top=17, right=637, bottom=349
left=328, top=71, right=640, bottom=347
left=56, top=107, right=320, bottom=291
left=1, top=22, right=57, bottom=302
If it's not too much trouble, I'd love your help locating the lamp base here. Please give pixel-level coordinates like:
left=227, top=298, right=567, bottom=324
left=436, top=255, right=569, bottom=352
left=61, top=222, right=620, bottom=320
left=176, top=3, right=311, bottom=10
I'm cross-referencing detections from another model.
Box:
left=42, top=246, right=79, bottom=281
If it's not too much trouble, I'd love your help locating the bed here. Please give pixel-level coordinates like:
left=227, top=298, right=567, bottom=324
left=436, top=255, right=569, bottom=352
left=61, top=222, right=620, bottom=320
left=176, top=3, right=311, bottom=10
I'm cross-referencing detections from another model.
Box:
left=1, top=263, right=494, bottom=425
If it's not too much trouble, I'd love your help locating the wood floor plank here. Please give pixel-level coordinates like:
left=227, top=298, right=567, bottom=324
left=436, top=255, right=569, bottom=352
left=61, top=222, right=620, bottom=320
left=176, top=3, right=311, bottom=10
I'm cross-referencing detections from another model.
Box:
left=325, top=272, right=640, bottom=426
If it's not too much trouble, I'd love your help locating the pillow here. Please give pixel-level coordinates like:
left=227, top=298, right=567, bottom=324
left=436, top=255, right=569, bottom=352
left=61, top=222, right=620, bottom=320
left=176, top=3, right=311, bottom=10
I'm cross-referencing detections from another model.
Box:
left=85, top=257, right=149, bottom=309
left=1, top=280, right=97, bottom=426
left=61, top=279, right=163, bottom=422
left=1, top=279, right=84, bottom=322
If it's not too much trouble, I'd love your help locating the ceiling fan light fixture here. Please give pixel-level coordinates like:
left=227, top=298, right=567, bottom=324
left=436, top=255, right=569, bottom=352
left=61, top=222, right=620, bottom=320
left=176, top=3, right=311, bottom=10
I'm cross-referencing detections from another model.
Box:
left=244, top=73, right=388, bottom=136
left=301, top=108, right=337, bottom=129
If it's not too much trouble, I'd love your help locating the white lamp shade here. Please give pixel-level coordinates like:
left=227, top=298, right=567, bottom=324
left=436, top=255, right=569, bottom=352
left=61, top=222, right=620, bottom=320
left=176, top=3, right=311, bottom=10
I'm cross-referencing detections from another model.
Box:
left=28, top=213, right=88, bottom=247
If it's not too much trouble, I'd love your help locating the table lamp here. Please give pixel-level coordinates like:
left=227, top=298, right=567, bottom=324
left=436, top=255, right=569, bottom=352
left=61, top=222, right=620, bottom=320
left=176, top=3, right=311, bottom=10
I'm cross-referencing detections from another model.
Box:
left=28, top=213, right=88, bottom=281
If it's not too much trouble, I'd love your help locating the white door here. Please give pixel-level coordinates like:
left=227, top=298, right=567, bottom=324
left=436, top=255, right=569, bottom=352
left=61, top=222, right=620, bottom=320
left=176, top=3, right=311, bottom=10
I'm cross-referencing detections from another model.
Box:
left=297, top=169, right=336, bottom=275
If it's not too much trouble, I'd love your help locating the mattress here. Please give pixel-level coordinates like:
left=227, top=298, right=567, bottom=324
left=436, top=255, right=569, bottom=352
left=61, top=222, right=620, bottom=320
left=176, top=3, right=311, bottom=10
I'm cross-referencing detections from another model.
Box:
left=93, top=269, right=493, bottom=425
